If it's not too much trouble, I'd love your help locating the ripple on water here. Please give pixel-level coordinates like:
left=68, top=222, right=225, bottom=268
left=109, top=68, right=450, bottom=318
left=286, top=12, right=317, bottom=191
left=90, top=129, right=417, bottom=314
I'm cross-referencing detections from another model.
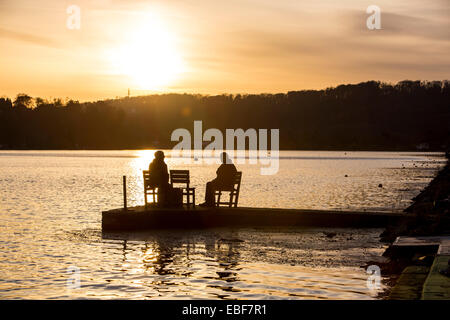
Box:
left=0, top=151, right=445, bottom=299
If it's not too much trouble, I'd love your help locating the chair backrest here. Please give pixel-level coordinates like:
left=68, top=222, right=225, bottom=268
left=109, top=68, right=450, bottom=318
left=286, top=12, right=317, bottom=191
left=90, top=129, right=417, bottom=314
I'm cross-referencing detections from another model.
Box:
left=234, top=171, right=242, bottom=186
left=232, top=172, right=242, bottom=207
left=217, top=171, right=242, bottom=192
left=143, top=170, right=151, bottom=190
left=215, top=171, right=242, bottom=207
left=233, top=171, right=242, bottom=192
left=170, top=170, right=190, bottom=186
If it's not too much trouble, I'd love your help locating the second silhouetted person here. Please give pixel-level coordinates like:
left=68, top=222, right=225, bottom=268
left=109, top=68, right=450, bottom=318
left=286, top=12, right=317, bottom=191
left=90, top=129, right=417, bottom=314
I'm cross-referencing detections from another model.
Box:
left=200, top=152, right=237, bottom=207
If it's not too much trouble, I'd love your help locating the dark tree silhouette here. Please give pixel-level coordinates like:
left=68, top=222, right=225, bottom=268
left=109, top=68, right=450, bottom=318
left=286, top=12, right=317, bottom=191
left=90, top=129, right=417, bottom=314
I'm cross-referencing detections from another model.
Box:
left=0, top=80, right=449, bottom=150
left=13, top=94, right=34, bottom=109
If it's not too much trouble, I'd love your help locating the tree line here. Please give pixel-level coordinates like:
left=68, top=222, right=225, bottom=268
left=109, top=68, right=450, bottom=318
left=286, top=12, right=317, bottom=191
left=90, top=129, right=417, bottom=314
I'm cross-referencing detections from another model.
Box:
left=0, top=80, right=449, bottom=150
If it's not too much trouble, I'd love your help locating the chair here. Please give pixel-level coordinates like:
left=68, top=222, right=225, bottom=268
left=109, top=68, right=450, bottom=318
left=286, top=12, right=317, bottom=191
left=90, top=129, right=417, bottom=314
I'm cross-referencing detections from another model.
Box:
left=143, top=170, right=158, bottom=206
left=170, top=170, right=196, bottom=208
left=214, top=171, right=242, bottom=208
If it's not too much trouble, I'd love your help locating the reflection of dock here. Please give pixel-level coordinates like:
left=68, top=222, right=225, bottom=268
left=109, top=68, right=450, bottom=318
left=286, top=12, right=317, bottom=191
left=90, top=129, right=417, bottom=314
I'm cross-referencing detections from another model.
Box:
left=102, top=206, right=409, bottom=231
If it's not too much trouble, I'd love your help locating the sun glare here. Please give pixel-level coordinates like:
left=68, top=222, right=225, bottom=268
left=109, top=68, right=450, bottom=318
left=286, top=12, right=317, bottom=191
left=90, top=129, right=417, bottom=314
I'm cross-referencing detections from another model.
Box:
left=109, top=14, right=184, bottom=91
left=133, top=150, right=157, bottom=172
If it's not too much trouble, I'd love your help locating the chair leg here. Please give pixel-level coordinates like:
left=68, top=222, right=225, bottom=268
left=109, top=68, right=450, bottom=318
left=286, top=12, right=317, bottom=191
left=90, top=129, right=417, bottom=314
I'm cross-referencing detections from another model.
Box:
left=217, top=191, right=221, bottom=207
left=187, top=190, right=190, bottom=207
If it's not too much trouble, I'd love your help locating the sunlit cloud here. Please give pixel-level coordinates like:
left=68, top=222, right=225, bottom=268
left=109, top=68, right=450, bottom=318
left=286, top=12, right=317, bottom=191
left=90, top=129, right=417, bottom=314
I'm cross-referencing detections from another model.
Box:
left=0, top=0, right=448, bottom=100
left=0, top=27, right=61, bottom=48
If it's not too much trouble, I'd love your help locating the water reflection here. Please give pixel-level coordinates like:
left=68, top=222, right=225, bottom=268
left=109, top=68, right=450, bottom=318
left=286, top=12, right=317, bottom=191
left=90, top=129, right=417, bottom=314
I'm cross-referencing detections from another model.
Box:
left=133, top=150, right=157, bottom=171
left=103, top=231, right=247, bottom=297
left=102, top=232, right=242, bottom=290
left=1, top=151, right=444, bottom=299
left=100, top=228, right=386, bottom=299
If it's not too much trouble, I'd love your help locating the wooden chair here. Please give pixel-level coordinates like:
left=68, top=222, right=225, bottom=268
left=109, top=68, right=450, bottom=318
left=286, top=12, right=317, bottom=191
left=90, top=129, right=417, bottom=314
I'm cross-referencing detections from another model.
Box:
left=143, top=170, right=158, bottom=206
left=170, top=170, right=196, bottom=207
left=214, top=171, right=242, bottom=208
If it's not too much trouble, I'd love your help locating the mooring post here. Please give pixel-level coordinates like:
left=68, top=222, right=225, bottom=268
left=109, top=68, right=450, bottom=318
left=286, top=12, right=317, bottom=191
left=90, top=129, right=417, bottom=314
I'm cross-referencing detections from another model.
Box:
left=123, top=175, right=127, bottom=211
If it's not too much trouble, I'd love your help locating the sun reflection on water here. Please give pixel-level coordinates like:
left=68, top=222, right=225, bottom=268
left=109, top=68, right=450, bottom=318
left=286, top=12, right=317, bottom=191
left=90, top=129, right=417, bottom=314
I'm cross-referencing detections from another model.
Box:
left=132, top=150, right=157, bottom=172
left=0, top=150, right=445, bottom=299
left=98, top=229, right=387, bottom=299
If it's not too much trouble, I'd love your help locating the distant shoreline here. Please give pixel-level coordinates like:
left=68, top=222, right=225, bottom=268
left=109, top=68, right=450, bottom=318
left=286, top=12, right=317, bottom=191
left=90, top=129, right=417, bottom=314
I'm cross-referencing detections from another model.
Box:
left=0, top=147, right=447, bottom=152
left=1, top=81, right=449, bottom=151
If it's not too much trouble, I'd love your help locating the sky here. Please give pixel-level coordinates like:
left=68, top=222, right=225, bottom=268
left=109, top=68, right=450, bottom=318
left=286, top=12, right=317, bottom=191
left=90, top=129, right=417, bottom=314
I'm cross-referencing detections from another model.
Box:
left=0, top=0, right=449, bottom=101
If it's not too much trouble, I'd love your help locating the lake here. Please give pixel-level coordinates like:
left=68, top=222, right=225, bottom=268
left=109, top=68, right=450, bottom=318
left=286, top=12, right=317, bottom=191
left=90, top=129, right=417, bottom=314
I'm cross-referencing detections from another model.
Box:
left=0, top=150, right=445, bottom=299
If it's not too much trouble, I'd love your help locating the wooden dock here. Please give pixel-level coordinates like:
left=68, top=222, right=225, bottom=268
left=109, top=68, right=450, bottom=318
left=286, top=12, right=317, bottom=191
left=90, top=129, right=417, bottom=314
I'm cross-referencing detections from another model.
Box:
left=102, top=205, right=408, bottom=231
left=388, top=236, right=450, bottom=300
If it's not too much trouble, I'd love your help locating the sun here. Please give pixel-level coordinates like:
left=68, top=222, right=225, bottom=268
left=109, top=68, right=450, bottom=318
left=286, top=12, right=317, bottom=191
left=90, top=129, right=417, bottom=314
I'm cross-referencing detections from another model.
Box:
left=108, top=15, right=184, bottom=91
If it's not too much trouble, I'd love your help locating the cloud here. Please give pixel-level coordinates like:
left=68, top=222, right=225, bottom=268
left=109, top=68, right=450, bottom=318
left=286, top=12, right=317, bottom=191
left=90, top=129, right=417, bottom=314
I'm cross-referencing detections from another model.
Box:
left=0, top=27, right=61, bottom=48
left=181, top=8, right=450, bottom=83
left=381, top=11, right=450, bottom=41
left=343, top=9, right=450, bottom=42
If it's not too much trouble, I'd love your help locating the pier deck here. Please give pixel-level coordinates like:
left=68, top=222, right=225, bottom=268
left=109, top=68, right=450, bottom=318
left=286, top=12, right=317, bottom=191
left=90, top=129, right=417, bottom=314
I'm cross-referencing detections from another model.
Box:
left=102, top=205, right=408, bottom=231
left=389, top=236, right=450, bottom=300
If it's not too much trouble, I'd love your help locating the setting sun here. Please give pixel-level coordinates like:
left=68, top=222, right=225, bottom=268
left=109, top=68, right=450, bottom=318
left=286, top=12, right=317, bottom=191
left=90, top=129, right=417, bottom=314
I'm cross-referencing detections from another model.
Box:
left=107, top=14, right=184, bottom=91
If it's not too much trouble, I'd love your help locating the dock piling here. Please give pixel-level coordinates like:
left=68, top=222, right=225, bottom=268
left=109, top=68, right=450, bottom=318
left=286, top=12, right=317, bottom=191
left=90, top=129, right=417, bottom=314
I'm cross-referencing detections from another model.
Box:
left=123, top=175, right=127, bottom=211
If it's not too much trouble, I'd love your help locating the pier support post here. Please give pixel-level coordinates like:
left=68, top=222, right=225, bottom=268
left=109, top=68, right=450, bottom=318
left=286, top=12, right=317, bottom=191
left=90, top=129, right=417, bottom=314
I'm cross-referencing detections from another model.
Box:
left=123, top=175, right=127, bottom=211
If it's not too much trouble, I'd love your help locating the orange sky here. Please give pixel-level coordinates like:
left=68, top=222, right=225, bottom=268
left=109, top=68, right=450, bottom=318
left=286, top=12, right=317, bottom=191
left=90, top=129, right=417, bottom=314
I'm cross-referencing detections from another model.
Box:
left=0, top=0, right=449, bottom=101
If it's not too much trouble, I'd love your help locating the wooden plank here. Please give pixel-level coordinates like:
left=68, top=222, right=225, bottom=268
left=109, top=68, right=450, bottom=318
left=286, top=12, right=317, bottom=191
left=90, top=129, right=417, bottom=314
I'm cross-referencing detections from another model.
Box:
left=392, top=236, right=450, bottom=256
left=438, top=240, right=450, bottom=255
left=102, top=205, right=408, bottom=231
left=422, top=255, right=450, bottom=300
left=389, top=266, right=430, bottom=300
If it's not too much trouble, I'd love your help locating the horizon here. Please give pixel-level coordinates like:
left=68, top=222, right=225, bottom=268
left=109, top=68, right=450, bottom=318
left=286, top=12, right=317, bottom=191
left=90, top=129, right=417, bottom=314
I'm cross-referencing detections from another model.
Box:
left=2, top=79, right=449, bottom=103
left=1, top=0, right=449, bottom=101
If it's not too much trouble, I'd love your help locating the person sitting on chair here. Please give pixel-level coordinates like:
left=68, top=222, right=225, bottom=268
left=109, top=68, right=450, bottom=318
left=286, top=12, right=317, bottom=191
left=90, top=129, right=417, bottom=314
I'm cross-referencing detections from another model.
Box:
left=200, top=152, right=237, bottom=207
left=148, top=151, right=172, bottom=206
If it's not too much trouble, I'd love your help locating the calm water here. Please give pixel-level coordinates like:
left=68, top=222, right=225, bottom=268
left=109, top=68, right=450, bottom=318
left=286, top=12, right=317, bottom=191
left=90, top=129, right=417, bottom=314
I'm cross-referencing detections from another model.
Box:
left=0, top=150, right=445, bottom=299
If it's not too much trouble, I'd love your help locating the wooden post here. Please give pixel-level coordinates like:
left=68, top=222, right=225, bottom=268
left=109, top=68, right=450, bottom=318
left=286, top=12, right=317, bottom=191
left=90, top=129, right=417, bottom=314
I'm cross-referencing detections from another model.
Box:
left=123, top=175, right=127, bottom=211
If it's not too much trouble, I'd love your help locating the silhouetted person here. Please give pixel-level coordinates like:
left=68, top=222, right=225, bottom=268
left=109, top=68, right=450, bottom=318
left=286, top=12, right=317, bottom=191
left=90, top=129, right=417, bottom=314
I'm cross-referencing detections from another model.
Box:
left=148, top=151, right=172, bottom=206
left=148, top=151, right=169, bottom=187
left=200, top=152, right=237, bottom=207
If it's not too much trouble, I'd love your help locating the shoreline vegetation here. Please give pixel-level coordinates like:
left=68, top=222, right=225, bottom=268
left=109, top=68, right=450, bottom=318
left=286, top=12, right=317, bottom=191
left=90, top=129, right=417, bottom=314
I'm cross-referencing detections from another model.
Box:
left=1, top=80, right=449, bottom=151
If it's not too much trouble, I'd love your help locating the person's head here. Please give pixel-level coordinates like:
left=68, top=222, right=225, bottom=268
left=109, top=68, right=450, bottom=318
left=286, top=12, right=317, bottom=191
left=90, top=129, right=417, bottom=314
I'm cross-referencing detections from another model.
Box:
left=221, top=152, right=231, bottom=164
left=154, top=150, right=165, bottom=161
